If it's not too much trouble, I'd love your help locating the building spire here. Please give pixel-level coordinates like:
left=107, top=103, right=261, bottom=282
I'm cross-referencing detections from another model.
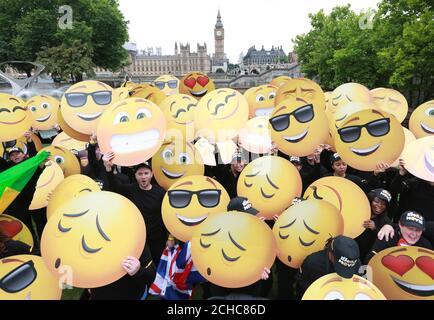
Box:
left=215, top=9, right=223, bottom=28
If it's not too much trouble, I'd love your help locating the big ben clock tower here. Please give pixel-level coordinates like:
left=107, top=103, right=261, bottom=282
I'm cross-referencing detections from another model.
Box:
left=214, top=10, right=225, bottom=61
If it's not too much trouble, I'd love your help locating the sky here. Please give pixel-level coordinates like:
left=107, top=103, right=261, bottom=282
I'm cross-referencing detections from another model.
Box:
left=118, top=0, right=381, bottom=63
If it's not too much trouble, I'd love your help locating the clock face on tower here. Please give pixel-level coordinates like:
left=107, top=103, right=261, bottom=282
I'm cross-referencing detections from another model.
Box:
left=216, top=30, right=222, bottom=37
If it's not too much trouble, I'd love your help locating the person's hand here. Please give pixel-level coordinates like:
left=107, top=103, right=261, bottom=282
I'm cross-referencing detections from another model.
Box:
left=313, top=147, right=321, bottom=164
left=261, top=267, right=271, bottom=280
left=377, top=224, right=394, bottom=241
left=273, top=214, right=280, bottom=221
left=23, top=131, right=32, bottom=142
left=122, top=256, right=140, bottom=276
left=46, top=191, right=53, bottom=203
left=102, top=151, right=115, bottom=172
left=320, top=144, right=332, bottom=151
left=363, top=220, right=376, bottom=230
left=53, top=123, right=61, bottom=131
left=270, top=141, right=278, bottom=155
left=398, top=158, right=407, bottom=176
left=374, top=161, right=390, bottom=176
left=258, top=216, right=266, bottom=222
left=166, top=238, right=175, bottom=249
left=90, top=131, right=97, bottom=144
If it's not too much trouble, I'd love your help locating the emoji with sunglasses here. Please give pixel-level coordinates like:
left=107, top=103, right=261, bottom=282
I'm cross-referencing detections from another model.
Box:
left=269, top=97, right=329, bottom=156
left=191, top=211, right=276, bottom=288
left=367, top=246, right=434, bottom=300
left=0, top=93, right=32, bottom=142
left=161, top=175, right=230, bottom=242
left=334, top=109, right=405, bottom=172
left=154, top=75, right=180, bottom=96
left=237, top=156, right=302, bottom=220
left=273, top=199, right=344, bottom=268
left=57, top=105, right=90, bottom=142
left=275, top=78, right=325, bottom=111
left=0, top=255, right=62, bottom=300
left=129, top=83, right=166, bottom=106
left=245, top=84, right=278, bottom=118
left=160, top=94, right=197, bottom=142
left=179, top=72, right=216, bottom=100
left=371, top=88, right=408, bottom=124
left=97, top=98, right=166, bottom=166
left=302, top=273, right=386, bottom=300
left=26, top=95, right=59, bottom=131
left=41, top=191, right=146, bottom=288
left=401, top=136, right=434, bottom=182
left=409, top=100, right=434, bottom=139
left=152, top=140, right=204, bottom=190
left=329, top=83, right=374, bottom=115
left=61, top=81, right=116, bottom=135
left=38, top=145, right=81, bottom=178
left=46, top=174, right=101, bottom=220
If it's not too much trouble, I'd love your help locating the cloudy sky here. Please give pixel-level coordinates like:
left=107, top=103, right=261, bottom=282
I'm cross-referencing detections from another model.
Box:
left=118, top=0, right=380, bottom=63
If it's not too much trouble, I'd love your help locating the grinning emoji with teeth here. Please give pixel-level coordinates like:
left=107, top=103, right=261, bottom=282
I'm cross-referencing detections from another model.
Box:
left=409, top=100, right=434, bottom=139
left=334, top=109, right=404, bottom=172
left=0, top=93, right=32, bottom=142
left=26, top=95, right=59, bottom=131
left=179, top=72, right=215, bottom=100
left=97, top=98, right=166, bottom=167
left=161, top=175, right=230, bottom=242
left=245, top=84, right=278, bottom=118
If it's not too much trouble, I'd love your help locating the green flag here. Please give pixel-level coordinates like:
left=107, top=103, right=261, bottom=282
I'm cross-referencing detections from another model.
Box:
left=0, top=151, right=49, bottom=214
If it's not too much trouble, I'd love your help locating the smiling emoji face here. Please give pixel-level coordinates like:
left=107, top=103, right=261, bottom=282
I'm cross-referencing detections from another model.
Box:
left=0, top=93, right=31, bottom=142
left=275, top=78, right=325, bottom=111
left=269, top=97, right=329, bottom=156
left=61, top=81, right=116, bottom=135
left=57, top=106, right=90, bottom=142
left=371, top=88, right=408, bottom=124
left=272, top=199, right=344, bottom=268
left=0, top=255, right=62, bottom=300
left=26, top=95, right=59, bottom=131
left=41, top=191, right=146, bottom=288
left=302, top=273, right=386, bottom=300
left=409, top=100, right=434, bottom=138
left=152, top=140, right=204, bottom=190
left=191, top=211, right=276, bottom=288
left=195, top=88, right=249, bottom=143
left=245, top=84, right=278, bottom=118
left=303, top=177, right=370, bottom=239
left=39, top=146, right=81, bottom=178
left=129, top=83, right=166, bottom=106
left=154, top=75, right=180, bottom=96
left=237, top=156, right=302, bottom=219
left=329, top=83, right=374, bottom=115
left=238, top=116, right=272, bottom=154
left=367, top=246, right=434, bottom=300
left=97, top=98, right=166, bottom=166
left=401, top=136, right=434, bottom=182
left=334, top=109, right=405, bottom=172
left=179, top=72, right=215, bottom=100
left=162, top=175, right=230, bottom=242
left=161, top=94, right=197, bottom=142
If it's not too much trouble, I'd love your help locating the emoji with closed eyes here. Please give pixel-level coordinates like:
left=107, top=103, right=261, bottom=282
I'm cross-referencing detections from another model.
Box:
left=367, top=246, right=434, bottom=300
left=61, top=81, right=117, bottom=135
left=191, top=211, right=276, bottom=288
left=272, top=199, right=344, bottom=268
left=270, top=76, right=292, bottom=88
left=275, top=78, right=325, bottom=111
left=0, top=255, right=62, bottom=300
left=0, top=93, right=32, bottom=142
left=269, top=97, right=329, bottom=156
left=409, top=100, right=434, bottom=139
left=38, top=145, right=81, bottom=178
left=41, top=191, right=146, bottom=288
left=401, top=136, right=434, bottom=182
left=302, top=273, right=386, bottom=300
left=154, top=75, right=179, bottom=96
left=329, top=83, right=374, bottom=115
left=26, top=95, right=59, bottom=131
left=179, top=72, right=215, bottom=100
left=245, top=84, right=278, bottom=118
left=237, top=156, right=302, bottom=220
left=51, top=131, right=88, bottom=154
left=371, top=88, right=408, bottom=124
left=161, top=175, right=230, bottom=242
left=334, top=109, right=405, bottom=172
left=160, top=94, right=197, bottom=142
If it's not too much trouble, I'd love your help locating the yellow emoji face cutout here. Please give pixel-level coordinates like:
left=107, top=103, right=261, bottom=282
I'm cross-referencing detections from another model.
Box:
left=162, top=175, right=230, bottom=242
left=273, top=199, right=344, bottom=268
left=29, top=161, right=64, bottom=210
left=154, top=75, right=180, bottom=96
left=191, top=211, right=276, bottom=288
left=401, top=136, right=434, bottom=182
left=304, top=177, right=370, bottom=239
left=160, top=94, right=197, bottom=142
left=0, top=214, right=33, bottom=249
left=57, top=106, right=90, bottom=142
left=275, top=78, right=325, bottom=111
left=97, top=98, right=166, bottom=166
left=1, top=133, right=42, bottom=159
left=39, top=146, right=81, bottom=178
left=367, top=246, right=434, bottom=300
left=324, top=92, right=332, bottom=113
left=113, top=87, right=131, bottom=101
left=26, top=95, right=59, bottom=131
left=238, top=116, right=272, bottom=154
left=46, top=174, right=101, bottom=220
left=371, top=88, right=408, bottom=124
left=329, top=83, right=374, bottom=115
left=0, top=255, right=62, bottom=300
left=51, top=131, right=88, bottom=153
left=129, top=83, right=166, bottom=106
left=302, top=273, right=386, bottom=300
left=152, top=140, right=204, bottom=190
left=0, top=93, right=32, bottom=142
left=41, top=191, right=146, bottom=288
left=409, top=100, right=434, bottom=138
left=245, top=84, right=278, bottom=118
left=194, top=88, right=249, bottom=143
left=390, top=127, right=416, bottom=167
left=334, top=109, right=405, bottom=172
left=329, top=102, right=375, bottom=136
left=269, top=97, right=329, bottom=156
left=179, top=72, right=216, bottom=100
left=270, top=76, right=292, bottom=88
left=61, top=81, right=116, bottom=135
left=237, top=156, right=302, bottom=219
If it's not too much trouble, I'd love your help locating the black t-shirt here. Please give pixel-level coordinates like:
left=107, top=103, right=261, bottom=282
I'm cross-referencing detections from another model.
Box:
left=213, top=164, right=239, bottom=199
left=0, top=240, right=31, bottom=259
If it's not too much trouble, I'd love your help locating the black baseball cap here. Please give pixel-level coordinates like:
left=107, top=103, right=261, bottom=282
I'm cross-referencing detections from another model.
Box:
left=134, top=161, right=152, bottom=172
left=399, top=211, right=425, bottom=231
left=7, top=147, right=24, bottom=156
left=369, top=188, right=392, bottom=204
left=290, top=156, right=301, bottom=164
left=227, top=197, right=259, bottom=215
left=330, top=153, right=342, bottom=165
left=331, top=236, right=361, bottom=279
